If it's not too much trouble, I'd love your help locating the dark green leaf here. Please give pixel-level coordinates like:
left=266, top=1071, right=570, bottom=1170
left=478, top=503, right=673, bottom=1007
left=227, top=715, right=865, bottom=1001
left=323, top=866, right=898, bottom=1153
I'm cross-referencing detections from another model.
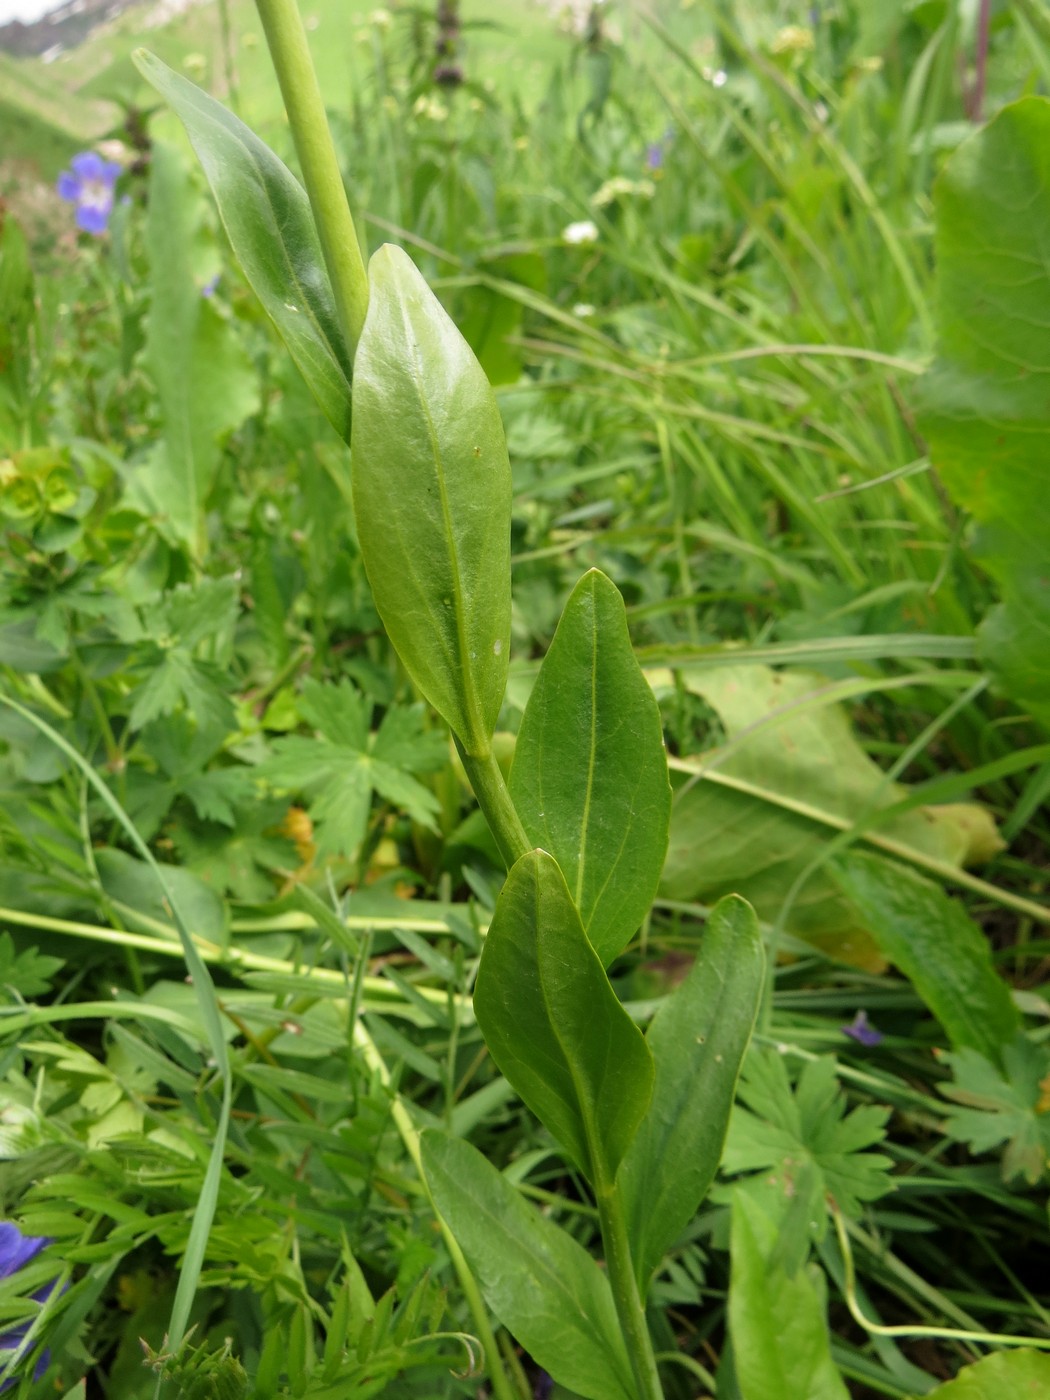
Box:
left=351, top=244, right=512, bottom=754
left=619, top=894, right=763, bottom=1294
left=420, top=1131, right=635, bottom=1400
left=510, top=569, right=671, bottom=965
left=832, top=852, right=1020, bottom=1065
left=473, top=849, right=653, bottom=1186
left=917, top=97, right=1050, bottom=728
left=133, top=49, right=353, bottom=441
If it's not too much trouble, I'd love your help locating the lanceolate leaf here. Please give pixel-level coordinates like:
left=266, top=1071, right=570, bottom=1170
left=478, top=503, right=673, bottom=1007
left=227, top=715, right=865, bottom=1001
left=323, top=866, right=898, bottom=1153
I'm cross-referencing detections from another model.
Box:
left=473, top=850, right=653, bottom=1186
left=351, top=245, right=512, bottom=754
left=510, top=569, right=671, bottom=965
left=139, top=143, right=258, bottom=562
left=619, top=894, right=763, bottom=1294
left=133, top=49, right=354, bottom=441
left=917, top=97, right=1050, bottom=729
left=420, top=1131, right=635, bottom=1400
left=832, top=852, right=1021, bottom=1066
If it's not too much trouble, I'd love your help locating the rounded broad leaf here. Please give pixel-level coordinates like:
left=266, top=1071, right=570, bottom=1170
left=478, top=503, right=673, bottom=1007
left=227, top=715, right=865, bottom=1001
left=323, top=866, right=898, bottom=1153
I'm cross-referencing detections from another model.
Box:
left=351, top=245, right=512, bottom=753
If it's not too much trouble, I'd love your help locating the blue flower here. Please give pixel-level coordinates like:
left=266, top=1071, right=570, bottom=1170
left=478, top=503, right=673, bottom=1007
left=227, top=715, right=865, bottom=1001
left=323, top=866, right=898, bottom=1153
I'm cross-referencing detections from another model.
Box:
left=0, top=1222, right=59, bottom=1389
left=56, top=151, right=121, bottom=236
left=842, top=1010, right=883, bottom=1048
left=645, top=142, right=664, bottom=171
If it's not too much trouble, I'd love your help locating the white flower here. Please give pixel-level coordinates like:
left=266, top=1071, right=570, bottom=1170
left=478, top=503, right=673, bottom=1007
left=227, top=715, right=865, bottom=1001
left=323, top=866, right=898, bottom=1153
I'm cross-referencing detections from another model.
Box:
left=573, top=303, right=596, bottom=318
left=562, top=220, right=599, bottom=246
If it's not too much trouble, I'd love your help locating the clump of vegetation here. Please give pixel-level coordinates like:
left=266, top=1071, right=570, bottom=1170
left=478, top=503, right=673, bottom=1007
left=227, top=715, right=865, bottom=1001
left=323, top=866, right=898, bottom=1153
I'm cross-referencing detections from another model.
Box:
left=1, top=0, right=1049, bottom=1396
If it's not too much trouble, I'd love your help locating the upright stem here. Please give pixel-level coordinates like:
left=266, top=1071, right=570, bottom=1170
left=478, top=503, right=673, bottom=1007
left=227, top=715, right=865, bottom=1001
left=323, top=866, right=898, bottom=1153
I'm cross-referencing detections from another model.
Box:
left=454, top=740, right=532, bottom=869
left=254, top=0, right=370, bottom=355
left=595, top=1183, right=666, bottom=1400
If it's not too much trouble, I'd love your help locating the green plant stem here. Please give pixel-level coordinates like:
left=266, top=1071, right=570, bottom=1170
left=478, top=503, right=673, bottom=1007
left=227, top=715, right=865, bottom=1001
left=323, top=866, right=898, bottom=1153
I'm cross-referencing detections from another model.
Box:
left=352, top=1019, right=524, bottom=1400
left=455, top=740, right=531, bottom=868
left=595, top=1183, right=665, bottom=1400
left=254, top=0, right=369, bottom=355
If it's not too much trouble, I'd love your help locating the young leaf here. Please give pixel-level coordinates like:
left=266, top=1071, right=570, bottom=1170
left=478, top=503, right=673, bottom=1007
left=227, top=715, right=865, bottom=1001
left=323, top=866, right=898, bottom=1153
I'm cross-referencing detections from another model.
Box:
left=832, top=852, right=1021, bottom=1066
left=473, top=849, right=654, bottom=1186
left=351, top=244, right=512, bottom=755
left=619, top=894, right=763, bottom=1294
left=509, top=569, right=672, bottom=965
left=133, top=49, right=354, bottom=441
left=420, top=1130, right=635, bottom=1400
left=728, top=1193, right=850, bottom=1400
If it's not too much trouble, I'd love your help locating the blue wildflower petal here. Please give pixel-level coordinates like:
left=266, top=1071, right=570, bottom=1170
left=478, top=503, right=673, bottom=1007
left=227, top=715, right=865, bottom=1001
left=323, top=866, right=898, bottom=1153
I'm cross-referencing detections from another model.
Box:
left=56, top=171, right=79, bottom=201
left=0, top=1225, right=46, bottom=1281
left=842, top=1010, right=883, bottom=1047
left=70, top=150, right=106, bottom=180
left=76, top=203, right=111, bottom=236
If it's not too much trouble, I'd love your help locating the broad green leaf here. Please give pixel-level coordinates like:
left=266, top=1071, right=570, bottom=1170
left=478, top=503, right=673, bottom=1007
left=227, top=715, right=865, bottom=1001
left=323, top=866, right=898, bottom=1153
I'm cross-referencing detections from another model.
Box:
left=137, top=142, right=259, bottom=561
left=619, top=894, right=763, bottom=1295
left=832, top=852, right=1020, bottom=1066
left=923, top=1350, right=1050, bottom=1397
left=659, top=665, right=1002, bottom=968
left=473, top=849, right=653, bottom=1185
left=510, top=569, right=671, bottom=965
left=420, top=1131, right=635, bottom=1400
left=133, top=49, right=353, bottom=441
left=729, top=1194, right=850, bottom=1400
left=917, top=97, right=1050, bottom=729
left=351, top=244, right=511, bottom=754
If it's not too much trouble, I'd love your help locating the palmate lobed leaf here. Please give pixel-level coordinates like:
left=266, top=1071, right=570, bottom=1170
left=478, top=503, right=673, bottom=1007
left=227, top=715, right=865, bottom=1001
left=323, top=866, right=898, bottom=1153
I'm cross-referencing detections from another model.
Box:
left=510, top=569, right=671, bottom=966
left=133, top=50, right=354, bottom=442
left=351, top=244, right=512, bottom=756
left=473, top=849, right=653, bottom=1186
left=939, top=1039, right=1050, bottom=1185
left=721, top=1050, right=893, bottom=1270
